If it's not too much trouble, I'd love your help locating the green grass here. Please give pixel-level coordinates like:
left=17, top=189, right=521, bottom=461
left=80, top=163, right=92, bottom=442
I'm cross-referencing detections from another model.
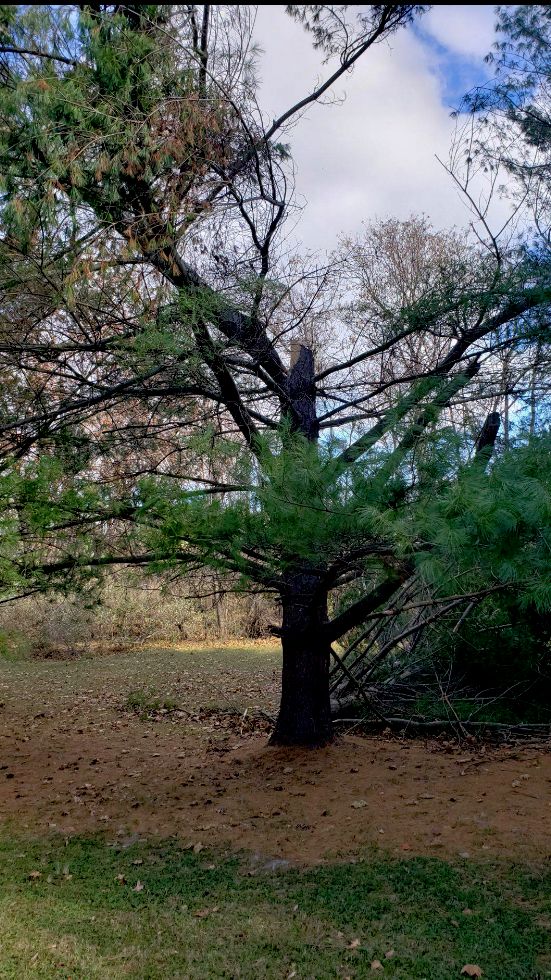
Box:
left=0, top=628, right=30, bottom=662
left=0, top=834, right=549, bottom=979
left=124, top=687, right=182, bottom=717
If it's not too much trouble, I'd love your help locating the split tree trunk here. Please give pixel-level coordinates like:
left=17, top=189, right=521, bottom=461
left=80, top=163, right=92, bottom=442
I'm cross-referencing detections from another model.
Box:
left=270, top=570, right=333, bottom=746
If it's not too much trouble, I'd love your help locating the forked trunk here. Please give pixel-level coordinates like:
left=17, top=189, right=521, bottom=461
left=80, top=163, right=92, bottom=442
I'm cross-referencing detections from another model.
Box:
left=270, top=571, right=333, bottom=747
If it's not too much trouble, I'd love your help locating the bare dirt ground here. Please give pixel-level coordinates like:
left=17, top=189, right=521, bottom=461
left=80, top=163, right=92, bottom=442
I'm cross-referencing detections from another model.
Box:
left=1, top=644, right=550, bottom=865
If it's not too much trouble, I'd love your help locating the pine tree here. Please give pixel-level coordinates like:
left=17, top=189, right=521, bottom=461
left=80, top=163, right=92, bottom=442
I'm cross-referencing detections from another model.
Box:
left=0, top=5, right=550, bottom=745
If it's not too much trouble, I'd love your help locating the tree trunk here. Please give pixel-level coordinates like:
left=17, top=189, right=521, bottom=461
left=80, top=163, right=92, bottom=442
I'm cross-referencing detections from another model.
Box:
left=270, top=345, right=332, bottom=745
left=270, top=570, right=333, bottom=746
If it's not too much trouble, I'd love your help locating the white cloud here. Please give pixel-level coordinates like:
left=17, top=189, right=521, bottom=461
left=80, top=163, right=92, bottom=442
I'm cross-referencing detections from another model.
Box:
left=252, top=6, right=510, bottom=256
left=421, top=5, right=496, bottom=60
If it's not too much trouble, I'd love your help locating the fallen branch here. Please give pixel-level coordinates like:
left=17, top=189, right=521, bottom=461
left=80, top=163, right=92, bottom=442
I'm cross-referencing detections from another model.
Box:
left=332, top=716, right=551, bottom=739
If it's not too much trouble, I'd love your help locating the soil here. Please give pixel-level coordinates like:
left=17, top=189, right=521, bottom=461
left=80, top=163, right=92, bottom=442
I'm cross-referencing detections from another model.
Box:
left=1, top=646, right=550, bottom=866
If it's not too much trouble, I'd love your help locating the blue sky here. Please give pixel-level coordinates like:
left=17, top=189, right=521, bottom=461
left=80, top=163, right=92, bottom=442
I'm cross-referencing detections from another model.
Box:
left=415, top=33, right=491, bottom=108
left=415, top=5, right=495, bottom=106
left=254, top=5, right=507, bottom=253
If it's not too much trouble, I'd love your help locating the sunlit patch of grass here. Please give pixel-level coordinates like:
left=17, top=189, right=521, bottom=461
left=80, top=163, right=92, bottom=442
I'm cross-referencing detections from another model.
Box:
left=0, top=834, right=549, bottom=979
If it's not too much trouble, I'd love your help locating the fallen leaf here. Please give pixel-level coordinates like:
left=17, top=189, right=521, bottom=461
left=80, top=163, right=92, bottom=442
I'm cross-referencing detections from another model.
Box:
left=115, top=873, right=126, bottom=885
left=385, top=949, right=395, bottom=958
left=28, top=870, right=41, bottom=880
left=348, top=939, right=361, bottom=949
left=351, top=800, right=368, bottom=809
left=193, top=842, right=204, bottom=853
left=461, top=966, right=483, bottom=977
left=371, top=960, right=384, bottom=971
left=133, top=880, right=144, bottom=892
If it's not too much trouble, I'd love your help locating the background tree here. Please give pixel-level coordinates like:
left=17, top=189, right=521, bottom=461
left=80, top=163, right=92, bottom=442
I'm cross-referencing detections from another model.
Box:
left=0, top=4, right=550, bottom=746
left=460, top=4, right=551, bottom=249
left=447, top=5, right=551, bottom=436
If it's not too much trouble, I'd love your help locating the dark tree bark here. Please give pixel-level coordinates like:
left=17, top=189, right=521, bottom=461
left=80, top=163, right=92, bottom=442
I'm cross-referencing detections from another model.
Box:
left=475, top=411, right=501, bottom=458
left=270, top=569, right=333, bottom=746
left=286, top=344, right=319, bottom=439
left=269, top=342, right=333, bottom=745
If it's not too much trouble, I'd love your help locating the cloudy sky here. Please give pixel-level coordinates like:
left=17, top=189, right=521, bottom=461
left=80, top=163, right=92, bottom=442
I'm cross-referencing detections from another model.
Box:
left=252, top=5, right=505, bottom=254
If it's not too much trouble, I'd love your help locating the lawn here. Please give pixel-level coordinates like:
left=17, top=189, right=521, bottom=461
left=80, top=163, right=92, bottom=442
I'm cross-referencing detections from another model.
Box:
left=0, top=833, right=549, bottom=979
left=0, top=643, right=550, bottom=978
